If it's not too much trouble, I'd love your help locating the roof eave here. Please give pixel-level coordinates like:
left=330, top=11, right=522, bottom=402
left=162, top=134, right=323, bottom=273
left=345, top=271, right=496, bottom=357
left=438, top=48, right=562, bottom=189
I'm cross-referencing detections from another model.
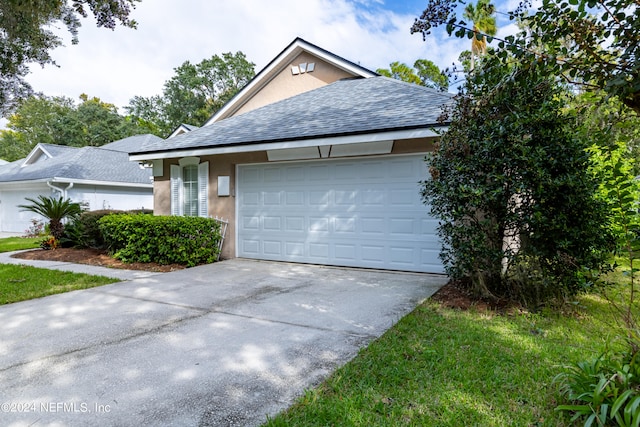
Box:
left=129, top=126, right=447, bottom=161
left=49, top=177, right=153, bottom=188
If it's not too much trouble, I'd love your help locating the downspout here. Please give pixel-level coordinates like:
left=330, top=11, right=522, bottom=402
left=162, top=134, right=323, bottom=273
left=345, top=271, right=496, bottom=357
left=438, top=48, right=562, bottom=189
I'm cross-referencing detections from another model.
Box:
left=46, top=181, right=74, bottom=199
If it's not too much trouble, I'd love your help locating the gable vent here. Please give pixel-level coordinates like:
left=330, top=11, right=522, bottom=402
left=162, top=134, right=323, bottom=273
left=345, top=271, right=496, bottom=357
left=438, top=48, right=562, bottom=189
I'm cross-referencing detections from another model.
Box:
left=291, top=62, right=315, bottom=75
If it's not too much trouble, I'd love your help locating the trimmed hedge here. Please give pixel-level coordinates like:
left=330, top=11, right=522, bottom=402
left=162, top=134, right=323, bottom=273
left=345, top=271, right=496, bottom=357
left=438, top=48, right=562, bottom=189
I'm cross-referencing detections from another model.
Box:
left=98, top=214, right=223, bottom=267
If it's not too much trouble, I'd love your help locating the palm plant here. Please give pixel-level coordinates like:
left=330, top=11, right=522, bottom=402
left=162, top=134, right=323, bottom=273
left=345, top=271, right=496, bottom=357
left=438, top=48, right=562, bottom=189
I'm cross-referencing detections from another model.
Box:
left=463, top=0, right=497, bottom=71
left=19, top=195, right=82, bottom=240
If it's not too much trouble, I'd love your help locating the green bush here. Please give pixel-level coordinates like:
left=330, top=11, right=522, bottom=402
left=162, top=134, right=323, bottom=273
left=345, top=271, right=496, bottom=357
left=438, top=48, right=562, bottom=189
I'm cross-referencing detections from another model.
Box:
left=555, top=350, right=640, bottom=426
left=62, top=210, right=126, bottom=248
left=98, top=214, right=223, bottom=267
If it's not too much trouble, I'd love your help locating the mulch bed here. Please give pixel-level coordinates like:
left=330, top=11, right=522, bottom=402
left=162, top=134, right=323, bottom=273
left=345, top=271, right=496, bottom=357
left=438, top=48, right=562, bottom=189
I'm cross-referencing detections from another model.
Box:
left=11, top=247, right=185, bottom=272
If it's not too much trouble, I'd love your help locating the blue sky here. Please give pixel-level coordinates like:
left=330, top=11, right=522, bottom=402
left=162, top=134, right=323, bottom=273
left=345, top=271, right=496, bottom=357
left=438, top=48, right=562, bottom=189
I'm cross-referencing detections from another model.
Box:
left=16, top=0, right=517, bottom=118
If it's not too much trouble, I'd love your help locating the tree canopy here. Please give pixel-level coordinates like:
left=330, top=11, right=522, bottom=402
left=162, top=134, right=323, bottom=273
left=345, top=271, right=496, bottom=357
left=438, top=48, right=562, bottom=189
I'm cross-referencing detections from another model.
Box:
left=0, top=93, right=145, bottom=161
left=0, top=0, right=140, bottom=116
left=126, top=51, right=256, bottom=136
left=376, top=59, right=448, bottom=91
left=411, top=0, right=640, bottom=114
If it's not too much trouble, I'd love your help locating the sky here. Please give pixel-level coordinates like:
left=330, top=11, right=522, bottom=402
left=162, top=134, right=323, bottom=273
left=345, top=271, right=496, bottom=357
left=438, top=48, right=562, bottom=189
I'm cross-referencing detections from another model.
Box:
left=15, top=0, right=519, bottom=119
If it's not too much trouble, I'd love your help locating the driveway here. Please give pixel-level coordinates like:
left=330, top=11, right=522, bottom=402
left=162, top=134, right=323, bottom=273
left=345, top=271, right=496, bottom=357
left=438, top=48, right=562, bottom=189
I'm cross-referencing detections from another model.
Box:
left=0, top=259, right=447, bottom=426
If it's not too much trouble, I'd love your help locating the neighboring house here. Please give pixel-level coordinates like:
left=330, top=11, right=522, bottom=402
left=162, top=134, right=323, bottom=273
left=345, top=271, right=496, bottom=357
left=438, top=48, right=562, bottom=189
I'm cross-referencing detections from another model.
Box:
left=0, top=134, right=162, bottom=233
left=130, top=38, right=452, bottom=274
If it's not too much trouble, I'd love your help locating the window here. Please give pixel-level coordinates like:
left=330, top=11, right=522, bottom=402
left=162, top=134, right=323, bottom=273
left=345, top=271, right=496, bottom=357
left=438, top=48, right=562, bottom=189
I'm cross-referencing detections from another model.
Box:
left=182, top=165, right=198, bottom=216
left=170, top=157, right=209, bottom=217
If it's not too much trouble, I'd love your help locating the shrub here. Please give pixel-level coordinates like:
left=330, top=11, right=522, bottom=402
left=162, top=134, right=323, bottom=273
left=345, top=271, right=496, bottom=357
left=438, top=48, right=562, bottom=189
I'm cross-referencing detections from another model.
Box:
left=40, top=236, right=58, bottom=250
left=61, top=210, right=126, bottom=249
left=98, top=214, right=223, bottom=267
left=422, top=59, right=613, bottom=306
left=23, top=218, right=45, bottom=238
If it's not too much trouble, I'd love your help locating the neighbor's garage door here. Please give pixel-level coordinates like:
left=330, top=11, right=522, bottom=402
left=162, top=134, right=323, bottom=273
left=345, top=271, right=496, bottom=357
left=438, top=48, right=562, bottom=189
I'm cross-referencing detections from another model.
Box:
left=237, top=155, right=443, bottom=273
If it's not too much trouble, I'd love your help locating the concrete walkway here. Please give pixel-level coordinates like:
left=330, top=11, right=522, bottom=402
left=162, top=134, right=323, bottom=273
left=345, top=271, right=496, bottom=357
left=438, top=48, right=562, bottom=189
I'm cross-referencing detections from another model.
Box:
left=0, top=249, right=162, bottom=281
left=0, top=258, right=447, bottom=426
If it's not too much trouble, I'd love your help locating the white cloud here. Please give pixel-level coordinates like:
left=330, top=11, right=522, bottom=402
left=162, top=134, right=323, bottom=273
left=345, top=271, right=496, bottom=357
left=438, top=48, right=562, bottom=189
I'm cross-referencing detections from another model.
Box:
left=22, top=0, right=469, bottom=115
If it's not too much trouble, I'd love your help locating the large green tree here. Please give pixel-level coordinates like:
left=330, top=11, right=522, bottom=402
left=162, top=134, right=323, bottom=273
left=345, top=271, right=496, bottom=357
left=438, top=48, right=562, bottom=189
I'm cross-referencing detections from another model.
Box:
left=0, top=0, right=140, bottom=116
left=423, top=59, right=612, bottom=305
left=376, top=59, right=448, bottom=91
left=126, top=51, right=256, bottom=136
left=411, top=0, right=640, bottom=114
left=0, top=94, right=145, bottom=161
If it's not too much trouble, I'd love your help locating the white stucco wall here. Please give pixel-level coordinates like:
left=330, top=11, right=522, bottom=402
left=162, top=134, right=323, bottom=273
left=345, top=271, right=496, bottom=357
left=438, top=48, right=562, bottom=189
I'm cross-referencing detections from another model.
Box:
left=0, top=183, right=153, bottom=234
left=0, top=184, right=51, bottom=233
left=68, top=185, right=153, bottom=212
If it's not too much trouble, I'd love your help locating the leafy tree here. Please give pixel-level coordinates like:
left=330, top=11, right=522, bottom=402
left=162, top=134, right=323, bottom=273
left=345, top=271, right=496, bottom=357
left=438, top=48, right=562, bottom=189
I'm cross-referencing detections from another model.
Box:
left=19, top=196, right=83, bottom=240
left=0, top=0, right=140, bottom=116
left=376, top=60, right=448, bottom=91
left=126, top=51, right=256, bottom=136
left=0, top=130, right=31, bottom=162
left=377, top=61, right=421, bottom=85
left=423, top=59, right=612, bottom=305
left=413, top=59, right=449, bottom=91
left=411, top=0, right=640, bottom=114
left=125, top=95, right=166, bottom=136
left=0, top=94, right=145, bottom=160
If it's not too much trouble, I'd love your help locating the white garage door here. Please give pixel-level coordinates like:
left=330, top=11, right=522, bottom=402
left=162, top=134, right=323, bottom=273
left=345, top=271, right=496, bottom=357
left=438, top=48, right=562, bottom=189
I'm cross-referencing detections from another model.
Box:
left=237, top=155, right=443, bottom=273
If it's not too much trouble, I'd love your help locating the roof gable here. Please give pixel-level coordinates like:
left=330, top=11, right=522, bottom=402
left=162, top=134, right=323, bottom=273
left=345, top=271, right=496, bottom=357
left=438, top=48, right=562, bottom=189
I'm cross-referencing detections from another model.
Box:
left=21, top=143, right=77, bottom=167
left=203, top=37, right=378, bottom=126
left=168, top=124, right=200, bottom=139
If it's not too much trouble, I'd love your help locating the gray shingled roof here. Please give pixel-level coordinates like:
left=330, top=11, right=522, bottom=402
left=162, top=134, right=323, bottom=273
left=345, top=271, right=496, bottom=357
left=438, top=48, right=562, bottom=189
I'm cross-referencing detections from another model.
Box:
left=0, top=144, right=152, bottom=184
left=101, top=134, right=164, bottom=153
left=133, top=76, right=453, bottom=155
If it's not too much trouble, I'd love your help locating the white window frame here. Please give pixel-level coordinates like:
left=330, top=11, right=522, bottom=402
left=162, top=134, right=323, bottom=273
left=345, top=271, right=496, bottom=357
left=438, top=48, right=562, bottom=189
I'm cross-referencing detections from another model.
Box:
left=170, top=157, right=209, bottom=217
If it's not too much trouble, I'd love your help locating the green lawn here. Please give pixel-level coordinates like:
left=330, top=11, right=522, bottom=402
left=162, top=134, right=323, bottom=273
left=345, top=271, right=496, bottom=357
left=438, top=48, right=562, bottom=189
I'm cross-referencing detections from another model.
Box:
left=0, top=236, right=41, bottom=252
left=264, top=280, right=634, bottom=426
left=0, top=237, right=119, bottom=305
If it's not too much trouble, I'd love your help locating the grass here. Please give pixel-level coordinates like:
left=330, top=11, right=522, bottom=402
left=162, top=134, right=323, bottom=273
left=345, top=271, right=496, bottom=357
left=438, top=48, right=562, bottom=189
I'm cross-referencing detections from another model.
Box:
left=0, top=237, right=119, bottom=305
left=264, top=277, right=637, bottom=426
left=0, top=264, right=118, bottom=304
left=0, top=236, right=41, bottom=252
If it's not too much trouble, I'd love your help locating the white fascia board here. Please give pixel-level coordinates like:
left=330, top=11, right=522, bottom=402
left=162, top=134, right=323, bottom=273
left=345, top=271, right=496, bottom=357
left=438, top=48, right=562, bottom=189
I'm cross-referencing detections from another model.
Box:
left=50, top=177, right=153, bottom=188
left=300, top=43, right=378, bottom=77
left=0, top=179, right=51, bottom=189
left=129, top=127, right=447, bottom=162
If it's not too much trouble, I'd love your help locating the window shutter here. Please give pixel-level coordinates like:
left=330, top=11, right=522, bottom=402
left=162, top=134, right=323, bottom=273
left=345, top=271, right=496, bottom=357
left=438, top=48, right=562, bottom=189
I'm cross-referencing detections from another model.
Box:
left=170, top=164, right=182, bottom=216
left=198, top=161, right=209, bottom=217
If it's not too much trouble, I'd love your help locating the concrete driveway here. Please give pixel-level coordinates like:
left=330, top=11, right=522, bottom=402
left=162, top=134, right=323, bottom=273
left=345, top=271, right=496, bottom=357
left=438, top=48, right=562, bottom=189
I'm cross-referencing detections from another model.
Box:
left=0, top=259, right=447, bottom=426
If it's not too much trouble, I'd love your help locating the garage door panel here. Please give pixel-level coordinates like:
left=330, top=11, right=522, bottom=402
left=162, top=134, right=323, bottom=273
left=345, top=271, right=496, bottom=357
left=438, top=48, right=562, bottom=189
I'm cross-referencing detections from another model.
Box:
left=241, top=239, right=260, bottom=254
left=286, top=167, right=305, bottom=181
left=285, top=191, right=304, bottom=205
left=285, top=216, right=305, bottom=231
left=309, top=165, right=330, bottom=181
left=237, top=155, right=443, bottom=273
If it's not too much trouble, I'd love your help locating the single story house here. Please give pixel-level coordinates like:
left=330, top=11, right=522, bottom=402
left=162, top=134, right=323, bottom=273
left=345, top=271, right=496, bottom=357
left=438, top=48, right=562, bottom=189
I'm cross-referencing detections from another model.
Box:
left=130, top=38, right=452, bottom=273
left=0, top=134, right=161, bottom=233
